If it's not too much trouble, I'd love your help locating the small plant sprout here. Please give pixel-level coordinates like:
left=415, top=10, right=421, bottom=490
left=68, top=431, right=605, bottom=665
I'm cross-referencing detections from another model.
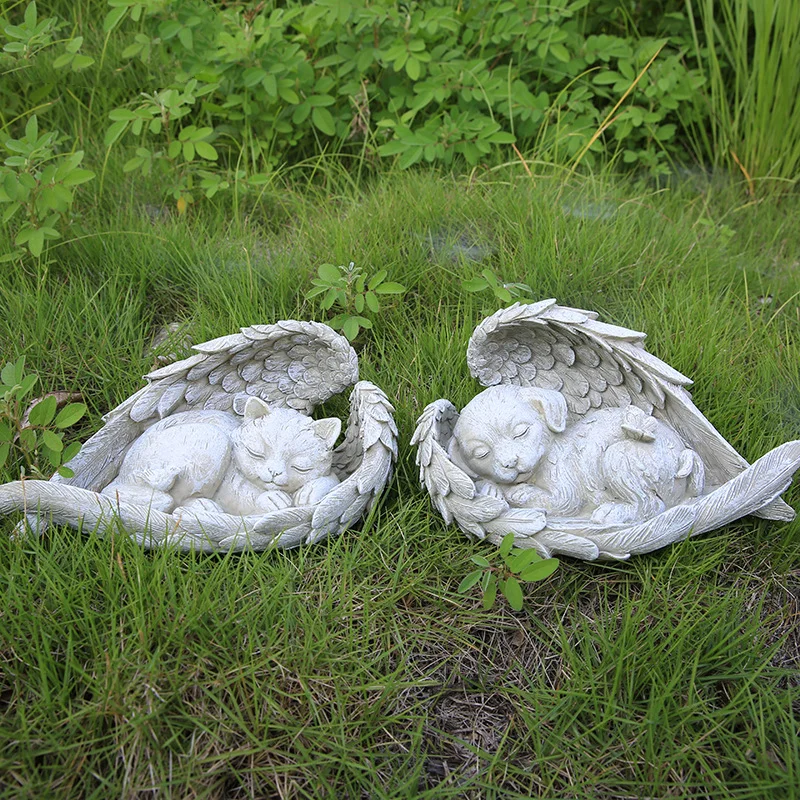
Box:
left=462, top=269, right=532, bottom=305
left=0, top=356, right=87, bottom=479
left=306, top=261, right=406, bottom=341
left=458, top=533, right=560, bottom=611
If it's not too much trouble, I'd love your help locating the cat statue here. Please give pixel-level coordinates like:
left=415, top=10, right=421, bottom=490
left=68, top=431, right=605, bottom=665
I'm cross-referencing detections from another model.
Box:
left=447, top=385, right=705, bottom=526
left=100, top=396, right=341, bottom=516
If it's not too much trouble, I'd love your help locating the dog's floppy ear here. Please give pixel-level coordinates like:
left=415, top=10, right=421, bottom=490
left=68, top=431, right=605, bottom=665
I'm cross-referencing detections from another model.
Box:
left=519, top=388, right=568, bottom=433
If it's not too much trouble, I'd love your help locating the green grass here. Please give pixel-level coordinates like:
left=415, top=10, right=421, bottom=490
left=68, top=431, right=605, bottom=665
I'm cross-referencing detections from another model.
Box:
left=1, top=170, right=799, bottom=798
left=685, top=0, right=800, bottom=194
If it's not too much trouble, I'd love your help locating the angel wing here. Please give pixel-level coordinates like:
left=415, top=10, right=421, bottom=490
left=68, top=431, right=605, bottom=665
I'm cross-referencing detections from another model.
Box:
left=2, top=322, right=398, bottom=551
left=467, top=300, right=792, bottom=520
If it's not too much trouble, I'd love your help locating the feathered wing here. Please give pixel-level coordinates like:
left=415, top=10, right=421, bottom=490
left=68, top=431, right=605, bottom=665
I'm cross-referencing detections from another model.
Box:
left=467, top=300, right=792, bottom=520
left=59, top=320, right=359, bottom=493
left=308, top=381, right=398, bottom=544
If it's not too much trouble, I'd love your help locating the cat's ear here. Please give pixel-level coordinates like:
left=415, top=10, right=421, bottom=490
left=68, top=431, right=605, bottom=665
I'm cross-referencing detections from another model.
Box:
left=241, top=396, right=272, bottom=420
left=312, top=417, right=341, bottom=448
left=520, top=388, right=567, bottom=433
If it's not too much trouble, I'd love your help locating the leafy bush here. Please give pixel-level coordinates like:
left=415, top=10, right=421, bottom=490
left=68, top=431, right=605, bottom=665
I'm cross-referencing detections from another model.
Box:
left=0, top=116, right=94, bottom=260
left=103, top=0, right=704, bottom=184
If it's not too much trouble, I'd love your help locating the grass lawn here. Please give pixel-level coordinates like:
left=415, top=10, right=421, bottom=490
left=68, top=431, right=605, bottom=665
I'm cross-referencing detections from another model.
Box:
left=1, top=170, right=799, bottom=798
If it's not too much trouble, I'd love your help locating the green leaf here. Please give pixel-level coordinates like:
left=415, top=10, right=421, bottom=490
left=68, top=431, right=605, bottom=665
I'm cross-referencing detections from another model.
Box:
left=54, top=403, right=86, bottom=429
left=168, top=141, right=181, bottom=160
left=25, top=1, right=38, bottom=28
left=470, top=554, right=490, bottom=568
left=72, top=54, right=95, bottom=70
left=341, top=317, right=359, bottom=341
left=0, top=362, right=16, bottom=386
left=57, top=465, right=75, bottom=478
left=123, top=157, right=144, bottom=173
left=0, top=421, right=12, bottom=442
left=457, top=569, right=484, bottom=593
left=52, top=53, right=72, bottom=69
left=61, top=168, right=95, bottom=186
left=28, top=395, right=57, bottom=426
left=43, top=443, right=61, bottom=468
left=41, top=429, right=63, bottom=452
left=321, top=287, right=338, bottom=310
left=27, top=228, right=45, bottom=258
left=462, top=277, right=489, bottom=292
left=182, top=141, right=195, bottom=162
left=495, top=286, right=513, bottom=303
left=104, top=5, right=128, bottom=31
left=368, top=270, right=387, bottom=290
left=502, top=576, right=524, bottom=611
left=509, top=549, right=542, bottom=573
left=62, top=441, right=81, bottom=463
left=374, top=282, right=405, bottom=294
left=104, top=120, right=128, bottom=147
left=25, top=115, right=38, bottom=142
left=18, top=374, right=37, bottom=398
left=354, top=294, right=365, bottom=313
left=482, top=268, right=499, bottom=287
left=0, top=441, right=9, bottom=469
left=499, top=532, right=516, bottom=558
left=365, top=291, right=380, bottom=313
left=311, top=106, right=336, bottom=136
left=317, top=263, right=341, bottom=283
left=18, top=427, right=36, bottom=452
left=377, top=140, right=407, bottom=157
left=550, top=43, right=570, bottom=62
left=520, top=558, right=560, bottom=582
left=13, top=356, right=26, bottom=385
left=397, top=147, right=423, bottom=169
left=482, top=576, right=497, bottom=609
left=195, top=141, right=218, bottom=161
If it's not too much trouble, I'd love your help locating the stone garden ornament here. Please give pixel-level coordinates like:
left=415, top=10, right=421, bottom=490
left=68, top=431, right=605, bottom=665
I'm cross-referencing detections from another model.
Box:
left=0, top=321, right=397, bottom=551
left=412, top=301, right=800, bottom=560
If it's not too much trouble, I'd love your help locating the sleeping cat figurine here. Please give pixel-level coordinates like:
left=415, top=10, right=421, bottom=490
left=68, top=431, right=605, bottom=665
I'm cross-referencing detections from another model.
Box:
left=448, top=385, right=705, bottom=526
left=101, top=396, right=341, bottom=515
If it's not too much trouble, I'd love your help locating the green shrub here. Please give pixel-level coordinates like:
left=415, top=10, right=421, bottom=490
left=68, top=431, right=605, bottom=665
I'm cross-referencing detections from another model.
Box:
left=103, top=0, right=704, bottom=185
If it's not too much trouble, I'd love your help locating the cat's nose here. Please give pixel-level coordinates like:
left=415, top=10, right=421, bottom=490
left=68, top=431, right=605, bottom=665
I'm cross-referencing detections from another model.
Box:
left=500, top=455, right=518, bottom=469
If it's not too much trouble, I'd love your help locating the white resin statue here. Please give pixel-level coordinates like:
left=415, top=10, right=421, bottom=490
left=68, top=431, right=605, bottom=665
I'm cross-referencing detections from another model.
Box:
left=0, top=321, right=397, bottom=551
left=413, top=301, right=800, bottom=561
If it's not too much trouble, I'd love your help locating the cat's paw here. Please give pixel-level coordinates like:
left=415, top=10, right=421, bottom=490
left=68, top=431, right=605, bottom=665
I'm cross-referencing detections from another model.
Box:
left=474, top=479, right=505, bottom=500
left=254, top=490, right=293, bottom=512
left=505, top=483, right=548, bottom=508
left=590, top=502, right=638, bottom=526
left=175, top=497, right=225, bottom=515
left=293, top=475, right=340, bottom=506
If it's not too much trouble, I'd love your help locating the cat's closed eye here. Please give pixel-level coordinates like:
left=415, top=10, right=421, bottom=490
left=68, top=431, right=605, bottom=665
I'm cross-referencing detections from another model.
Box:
left=292, top=464, right=313, bottom=473
left=513, top=424, right=530, bottom=440
left=471, top=444, right=491, bottom=460
left=246, top=445, right=266, bottom=459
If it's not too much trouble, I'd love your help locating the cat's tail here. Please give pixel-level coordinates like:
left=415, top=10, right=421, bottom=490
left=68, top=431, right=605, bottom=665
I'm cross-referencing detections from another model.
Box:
left=0, top=480, right=175, bottom=544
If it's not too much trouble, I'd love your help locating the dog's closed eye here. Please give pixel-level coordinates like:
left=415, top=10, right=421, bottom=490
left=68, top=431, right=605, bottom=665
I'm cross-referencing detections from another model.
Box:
left=513, top=424, right=530, bottom=440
